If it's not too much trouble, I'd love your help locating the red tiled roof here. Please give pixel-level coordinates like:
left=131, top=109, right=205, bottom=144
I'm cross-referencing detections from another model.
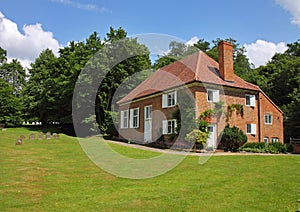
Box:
left=118, top=51, right=259, bottom=104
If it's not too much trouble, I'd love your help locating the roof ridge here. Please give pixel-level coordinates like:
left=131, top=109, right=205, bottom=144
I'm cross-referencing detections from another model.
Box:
left=235, top=74, right=260, bottom=89
left=194, top=51, right=202, bottom=81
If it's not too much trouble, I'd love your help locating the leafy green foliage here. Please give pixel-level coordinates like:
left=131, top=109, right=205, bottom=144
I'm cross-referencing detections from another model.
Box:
left=199, top=102, right=224, bottom=120
left=22, top=27, right=151, bottom=136
left=0, top=78, right=23, bottom=125
left=170, top=90, right=197, bottom=141
left=0, top=49, right=25, bottom=126
left=226, top=104, right=244, bottom=121
left=185, top=129, right=209, bottom=146
left=239, top=142, right=287, bottom=154
left=220, top=125, right=247, bottom=151
left=0, top=47, right=7, bottom=64
left=198, top=119, right=209, bottom=132
left=23, top=49, right=59, bottom=122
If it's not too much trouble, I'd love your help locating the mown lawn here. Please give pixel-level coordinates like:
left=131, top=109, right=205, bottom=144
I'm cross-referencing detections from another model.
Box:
left=0, top=128, right=299, bottom=211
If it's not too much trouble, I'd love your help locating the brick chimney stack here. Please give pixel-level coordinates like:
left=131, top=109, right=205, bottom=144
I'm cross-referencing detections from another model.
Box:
left=218, top=41, right=234, bottom=82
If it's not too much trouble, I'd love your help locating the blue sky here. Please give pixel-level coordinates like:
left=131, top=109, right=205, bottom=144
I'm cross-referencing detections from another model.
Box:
left=0, top=0, right=300, bottom=67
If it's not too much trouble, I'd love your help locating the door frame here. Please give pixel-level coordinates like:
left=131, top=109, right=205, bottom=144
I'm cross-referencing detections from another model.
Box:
left=207, top=124, right=217, bottom=149
left=144, top=105, right=152, bottom=143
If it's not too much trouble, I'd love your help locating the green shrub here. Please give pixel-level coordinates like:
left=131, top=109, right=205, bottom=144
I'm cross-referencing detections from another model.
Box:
left=185, top=129, right=209, bottom=147
left=239, top=142, right=287, bottom=154
left=286, top=143, right=294, bottom=153
left=220, top=125, right=247, bottom=151
left=269, top=142, right=287, bottom=153
left=197, top=119, right=208, bottom=132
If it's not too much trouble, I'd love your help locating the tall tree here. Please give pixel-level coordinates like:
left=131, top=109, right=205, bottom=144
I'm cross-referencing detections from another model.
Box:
left=0, top=47, right=7, bottom=64
left=23, top=28, right=151, bottom=136
left=23, top=49, right=58, bottom=122
left=0, top=59, right=25, bottom=94
left=0, top=78, right=23, bottom=125
left=94, top=28, right=151, bottom=135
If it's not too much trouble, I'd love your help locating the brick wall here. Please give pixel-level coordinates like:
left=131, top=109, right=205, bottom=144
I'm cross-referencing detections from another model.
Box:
left=192, top=84, right=259, bottom=143
left=259, top=92, right=284, bottom=143
left=118, top=92, right=177, bottom=142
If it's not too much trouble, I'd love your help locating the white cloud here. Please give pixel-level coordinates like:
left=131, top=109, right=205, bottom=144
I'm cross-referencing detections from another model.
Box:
left=186, top=36, right=199, bottom=46
left=244, top=40, right=288, bottom=67
left=276, top=0, right=300, bottom=27
left=0, top=12, right=61, bottom=68
left=51, top=0, right=108, bottom=12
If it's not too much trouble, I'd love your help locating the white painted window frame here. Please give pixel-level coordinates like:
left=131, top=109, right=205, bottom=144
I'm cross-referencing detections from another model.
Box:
left=207, top=89, right=219, bottom=103
left=130, top=108, right=139, bottom=128
left=162, top=119, right=177, bottom=135
left=246, top=123, right=256, bottom=135
left=246, top=94, right=256, bottom=107
left=162, top=91, right=177, bottom=108
left=120, top=110, right=129, bottom=129
left=264, top=114, right=273, bottom=125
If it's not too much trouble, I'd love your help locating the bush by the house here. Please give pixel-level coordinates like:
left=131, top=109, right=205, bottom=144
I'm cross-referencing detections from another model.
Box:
left=185, top=129, right=209, bottom=151
left=219, top=125, right=247, bottom=151
left=239, top=142, right=287, bottom=154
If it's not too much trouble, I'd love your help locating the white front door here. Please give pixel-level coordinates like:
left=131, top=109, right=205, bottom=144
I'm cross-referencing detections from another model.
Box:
left=144, top=105, right=152, bottom=143
left=207, top=124, right=217, bottom=149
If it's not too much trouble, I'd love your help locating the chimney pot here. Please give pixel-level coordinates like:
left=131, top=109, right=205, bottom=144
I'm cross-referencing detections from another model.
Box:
left=218, top=41, right=234, bottom=82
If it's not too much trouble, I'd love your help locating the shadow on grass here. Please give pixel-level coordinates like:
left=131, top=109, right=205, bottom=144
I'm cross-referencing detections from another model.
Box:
left=20, top=124, right=76, bottom=137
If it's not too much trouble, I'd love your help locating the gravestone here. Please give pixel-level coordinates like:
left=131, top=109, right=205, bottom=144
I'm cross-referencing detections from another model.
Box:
left=16, top=138, right=22, bottom=145
left=38, top=132, right=43, bottom=140
left=20, top=135, right=26, bottom=140
left=53, top=133, right=60, bottom=139
left=29, top=134, right=35, bottom=140
left=46, top=132, right=51, bottom=140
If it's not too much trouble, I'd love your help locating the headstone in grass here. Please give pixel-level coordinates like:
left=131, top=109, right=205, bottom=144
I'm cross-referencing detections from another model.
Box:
left=16, top=138, right=22, bottom=145
left=46, top=132, right=51, bottom=140
left=38, top=132, right=43, bottom=140
left=20, top=135, right=26, bottom=140
left=53, top=133, right=59, bottom=139
left=29, top=134, right=35, bottom=140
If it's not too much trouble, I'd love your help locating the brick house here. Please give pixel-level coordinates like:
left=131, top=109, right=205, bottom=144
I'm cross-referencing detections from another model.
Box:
left=117, top=41, right=284, bottom=148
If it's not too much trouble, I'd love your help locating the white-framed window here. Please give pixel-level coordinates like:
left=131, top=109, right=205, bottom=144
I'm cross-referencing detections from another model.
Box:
left=130, top=108, right=139, bottom=128
left=162, top=119, right=177, bottom=135
left=246, top=94, right=256, bottom=107
left=246, top=123, right=256, bottom=135
left=272, top=137, right=279, bottom=143
left=264, top=137, right=269, bottom=144
left=264, top=114, right=272, bottom=125
left=120, top=110, right=129, bottom=129
left=207, top=89, right=219, bottom=103
left=144, top=105, right=152, bottom=120
left=162, top=91, right=177, bottom=108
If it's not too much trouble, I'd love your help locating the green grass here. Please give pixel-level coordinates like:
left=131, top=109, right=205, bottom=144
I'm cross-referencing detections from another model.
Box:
left=1, top=128, right=300, bottom=211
